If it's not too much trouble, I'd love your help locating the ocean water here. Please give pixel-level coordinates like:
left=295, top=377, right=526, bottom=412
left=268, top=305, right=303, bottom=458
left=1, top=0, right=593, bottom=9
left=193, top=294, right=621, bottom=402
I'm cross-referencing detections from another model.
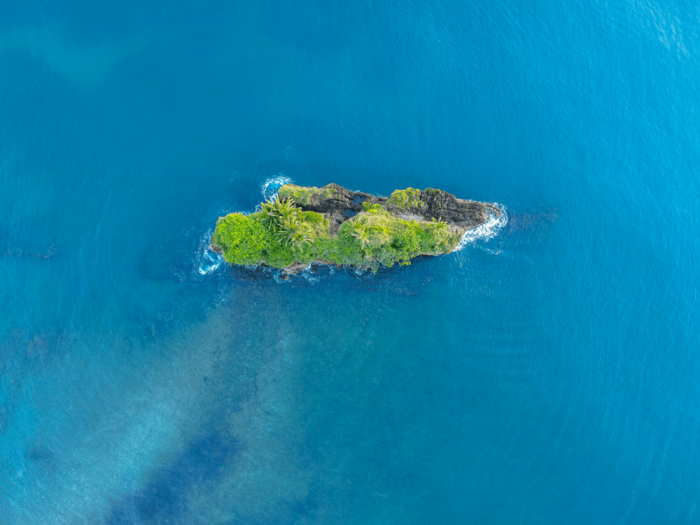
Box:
left=1, top=0, right=699, bottom=523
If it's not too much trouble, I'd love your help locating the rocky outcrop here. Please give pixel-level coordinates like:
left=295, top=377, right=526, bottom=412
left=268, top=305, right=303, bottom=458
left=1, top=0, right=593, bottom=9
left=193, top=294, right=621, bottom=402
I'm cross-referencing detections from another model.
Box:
left=211, top=184, right=500, bottom=274
left=279, top=183, right=499, bottom=236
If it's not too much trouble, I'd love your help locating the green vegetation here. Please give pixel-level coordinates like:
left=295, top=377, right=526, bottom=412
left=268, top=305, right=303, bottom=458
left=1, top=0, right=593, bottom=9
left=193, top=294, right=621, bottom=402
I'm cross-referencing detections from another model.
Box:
left=322, top=186, right=338, bottom=198
left=334, top=207, right=460, bottom=267
left=213, top=199, right=328, bottom=267
left=213, top=189, right=461, bottom=271
left=211, top=213, right=267, bottom=266
left=278, top=184, right=337, bottom=205
left=362, top=201, right=384, bottom=213
left=387, top=187, right=425, bottom=209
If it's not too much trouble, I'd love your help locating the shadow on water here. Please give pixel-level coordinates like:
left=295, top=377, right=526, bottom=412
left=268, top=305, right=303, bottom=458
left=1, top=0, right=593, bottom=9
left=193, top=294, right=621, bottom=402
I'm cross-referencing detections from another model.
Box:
left=107, top=431, right=238, bottom=525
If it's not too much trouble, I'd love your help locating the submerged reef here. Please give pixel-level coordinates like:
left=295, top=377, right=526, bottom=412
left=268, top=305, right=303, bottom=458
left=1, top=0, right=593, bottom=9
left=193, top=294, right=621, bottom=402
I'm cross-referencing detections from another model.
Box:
left=211, top=184, right=500, bottom=272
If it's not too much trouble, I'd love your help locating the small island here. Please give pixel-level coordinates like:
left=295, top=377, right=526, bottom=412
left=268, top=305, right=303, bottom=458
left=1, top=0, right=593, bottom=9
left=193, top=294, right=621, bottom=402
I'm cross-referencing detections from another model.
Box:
left=211, top=184, right=500, bottom=272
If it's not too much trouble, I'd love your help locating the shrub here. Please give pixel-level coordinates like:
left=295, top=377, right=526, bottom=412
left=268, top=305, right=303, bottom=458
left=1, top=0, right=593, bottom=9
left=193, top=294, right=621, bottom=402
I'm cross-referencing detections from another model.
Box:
left=212, top=213, right=267, bottom=265
left=362, top=202, right=384, bottom=213
left=321, top=186, right=338, bottom=199
left=277, top=185, right=317, bottom=205
left=387, top=188, right=424, bottom=209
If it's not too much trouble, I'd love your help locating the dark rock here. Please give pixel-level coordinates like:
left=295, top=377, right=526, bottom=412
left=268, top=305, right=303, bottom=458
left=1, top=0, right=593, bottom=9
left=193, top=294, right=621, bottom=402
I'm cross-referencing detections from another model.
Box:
left=284, top=183, right=499, bottom=235
left=282, top=261, right=311, bottom=274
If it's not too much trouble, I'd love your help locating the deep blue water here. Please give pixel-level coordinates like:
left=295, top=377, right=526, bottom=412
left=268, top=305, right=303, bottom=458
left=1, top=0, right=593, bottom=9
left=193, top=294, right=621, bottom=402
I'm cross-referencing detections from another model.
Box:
left=1, top=0, right=699, bottom=523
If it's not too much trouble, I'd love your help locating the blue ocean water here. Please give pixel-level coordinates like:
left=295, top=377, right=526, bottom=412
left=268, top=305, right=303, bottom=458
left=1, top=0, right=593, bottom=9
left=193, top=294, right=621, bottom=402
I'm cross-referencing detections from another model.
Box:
left=1, top=0, right=699, bottom=523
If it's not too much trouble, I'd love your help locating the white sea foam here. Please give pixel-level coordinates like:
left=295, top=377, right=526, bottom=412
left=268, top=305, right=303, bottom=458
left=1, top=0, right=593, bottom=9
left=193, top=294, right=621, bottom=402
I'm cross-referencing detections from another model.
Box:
left=198, top=174, right=293, bottom=280
left=300, top=265, right=321, bottom=284
left=453, top=203, right=508, bottom=252
left=261, top=175, right=293, bottom=202
left=270, top=268, right=291, bottom=284
left=196, top=229, right=224, bottom=276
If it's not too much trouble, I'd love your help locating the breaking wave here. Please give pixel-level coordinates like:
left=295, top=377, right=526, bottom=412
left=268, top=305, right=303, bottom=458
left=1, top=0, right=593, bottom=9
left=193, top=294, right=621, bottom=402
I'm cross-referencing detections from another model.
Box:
left=195, top=229, right=224, bottom=276
left=196, top=175, right=293, bottom=276
left=453, top=203, right=508, bottom=251
left=261, top=175, right=293, bottom=202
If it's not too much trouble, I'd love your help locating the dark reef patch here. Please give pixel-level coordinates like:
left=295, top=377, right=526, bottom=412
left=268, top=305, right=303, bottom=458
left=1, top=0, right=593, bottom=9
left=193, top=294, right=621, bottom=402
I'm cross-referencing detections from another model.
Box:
left=107, top=432, right=238, bottom=524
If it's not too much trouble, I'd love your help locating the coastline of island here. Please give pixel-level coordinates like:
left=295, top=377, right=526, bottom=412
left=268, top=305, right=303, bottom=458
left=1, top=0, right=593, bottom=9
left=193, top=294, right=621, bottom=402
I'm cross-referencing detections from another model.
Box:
left=211, top=183, right=500, bottom=273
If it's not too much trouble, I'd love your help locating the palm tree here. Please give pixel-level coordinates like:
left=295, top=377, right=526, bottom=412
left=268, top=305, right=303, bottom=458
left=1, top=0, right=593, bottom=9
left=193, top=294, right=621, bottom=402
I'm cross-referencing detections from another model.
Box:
left=339, top=223, right=356, bottom=242
left=276, top=222, right=312, bottom=250
left=260, top=198, right=301, bottom=232
left=351, top=228, right=371, bottom=247
left=431, top=217, right=448, bottom=230
left=259, top=201, right=279, bottom=232
left=273, top=198, right=298, bottom=221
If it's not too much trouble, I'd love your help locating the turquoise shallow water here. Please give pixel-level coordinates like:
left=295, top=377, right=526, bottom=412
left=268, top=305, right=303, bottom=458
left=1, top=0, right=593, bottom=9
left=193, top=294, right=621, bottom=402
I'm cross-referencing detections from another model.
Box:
left=1, top=1, right=700, bottom=523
